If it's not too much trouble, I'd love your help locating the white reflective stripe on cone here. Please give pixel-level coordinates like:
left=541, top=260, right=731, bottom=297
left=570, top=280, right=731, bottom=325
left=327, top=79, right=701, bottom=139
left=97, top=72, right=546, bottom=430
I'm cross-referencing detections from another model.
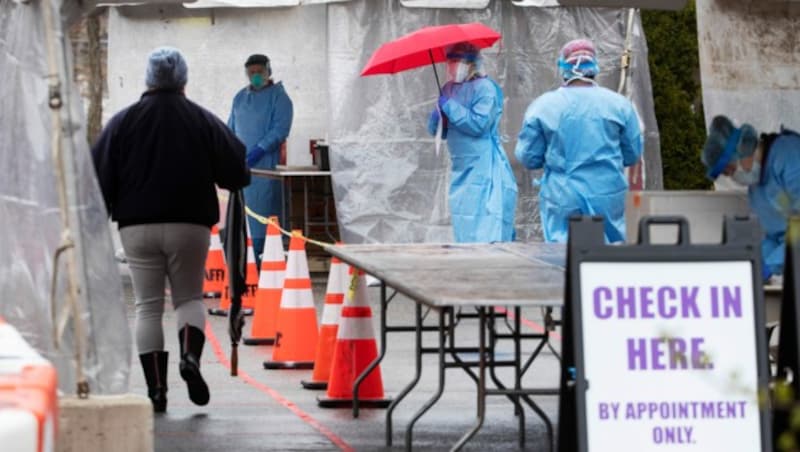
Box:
left=325, top=262, right=346, bottom=295
left=321, top=304, right=342, bottom=326
left=258, top=269, right=285, bottom=289
left=337, top=316, right=374, bottom=340
left=0, top=410, right=38, bottom=452
left=246, top=242, right=257, bottom=264
left=209, top=232, right=222, bottom=250
left=279, top=287, right=315, bottom=308
left=262, top=235, right=284, bottom=261
left=285, top=251, right=310, bottom=278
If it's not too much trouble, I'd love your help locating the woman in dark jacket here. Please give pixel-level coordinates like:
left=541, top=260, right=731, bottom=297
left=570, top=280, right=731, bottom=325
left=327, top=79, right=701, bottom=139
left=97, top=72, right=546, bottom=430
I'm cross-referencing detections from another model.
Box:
left=91, top=47, right=250, bottom=412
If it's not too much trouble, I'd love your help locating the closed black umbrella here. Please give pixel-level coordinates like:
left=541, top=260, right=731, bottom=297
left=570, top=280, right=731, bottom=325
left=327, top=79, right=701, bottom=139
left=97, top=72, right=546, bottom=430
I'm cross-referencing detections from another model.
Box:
left=224, top=190, right=247, bottom=376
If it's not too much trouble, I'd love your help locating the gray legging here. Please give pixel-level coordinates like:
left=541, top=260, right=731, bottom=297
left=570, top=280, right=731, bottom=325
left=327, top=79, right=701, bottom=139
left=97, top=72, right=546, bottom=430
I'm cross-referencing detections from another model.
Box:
left=120, top=223, right=210, bottom=354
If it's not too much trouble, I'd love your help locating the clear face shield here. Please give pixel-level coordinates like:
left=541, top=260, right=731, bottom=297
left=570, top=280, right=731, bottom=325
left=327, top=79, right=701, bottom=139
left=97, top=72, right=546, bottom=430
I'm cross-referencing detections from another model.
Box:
left=446, top=59, right=472, bottom=83
left=246, top=64, right=270, bottom=88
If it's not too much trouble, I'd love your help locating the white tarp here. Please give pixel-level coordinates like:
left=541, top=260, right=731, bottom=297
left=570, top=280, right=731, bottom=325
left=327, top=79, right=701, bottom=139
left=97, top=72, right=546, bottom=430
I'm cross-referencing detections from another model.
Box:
left=107, top=0, right=662, bottom=243
left=325, top=0, right=661, bottom=242
left=0, top=0, right=131, bottom=394
left=0, top=0, right=663, bottom=393
left=107, top=4, right=329, bottom=168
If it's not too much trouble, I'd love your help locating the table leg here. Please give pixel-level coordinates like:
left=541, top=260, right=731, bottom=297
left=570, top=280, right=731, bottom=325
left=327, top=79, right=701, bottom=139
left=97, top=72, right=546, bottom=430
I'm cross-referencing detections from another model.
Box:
left=285, top=177, right=293, bottom=234
left=405, top=308, right=447, bottom=452
left=323, top=184, right=336, bottom=242
left=451, top=307, right=486, bottom=451
left=487, top=309, right=521, bottom=412
left=386, top=302, right=423, bottom=447
left=280, top=177, right=288, bottom=233
left=354, top=281, right=389, bottom=418
left=446, top=309, right=480, bottom=385
left=515, top=306, right=526, bottom=448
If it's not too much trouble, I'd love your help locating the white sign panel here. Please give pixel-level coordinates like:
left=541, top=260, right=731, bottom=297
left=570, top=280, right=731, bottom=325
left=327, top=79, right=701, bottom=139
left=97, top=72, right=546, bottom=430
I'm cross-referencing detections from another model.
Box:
left=580, top=261, right=762, bottom=451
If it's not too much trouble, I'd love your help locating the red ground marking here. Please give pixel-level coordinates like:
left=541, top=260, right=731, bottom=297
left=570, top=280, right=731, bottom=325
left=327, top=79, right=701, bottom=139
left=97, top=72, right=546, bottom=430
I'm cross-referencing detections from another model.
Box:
left=205, top=323, right=355, bottom=452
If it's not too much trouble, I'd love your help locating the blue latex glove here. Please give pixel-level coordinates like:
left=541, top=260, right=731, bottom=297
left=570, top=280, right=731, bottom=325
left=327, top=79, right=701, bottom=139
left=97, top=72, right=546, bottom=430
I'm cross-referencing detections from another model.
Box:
left=430, top=108, right=440, bottom=122
left=246, top=145, right=267, bottom=167
left=762, top=263, right=773, bottom=283
left=428, top=108, right=449, bottom=139
left=438, top=95, right=449, bottom=111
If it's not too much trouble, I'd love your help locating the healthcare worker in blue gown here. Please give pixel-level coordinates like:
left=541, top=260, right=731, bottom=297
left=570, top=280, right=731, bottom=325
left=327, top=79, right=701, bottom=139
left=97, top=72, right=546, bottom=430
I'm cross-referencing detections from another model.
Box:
left=700, top=115, right=800, bottom=279
left=515, top=39, right=643, bottom=244
left=228, top=54, right=293, bottom=265
left=426, top=42, right=518, bottom=243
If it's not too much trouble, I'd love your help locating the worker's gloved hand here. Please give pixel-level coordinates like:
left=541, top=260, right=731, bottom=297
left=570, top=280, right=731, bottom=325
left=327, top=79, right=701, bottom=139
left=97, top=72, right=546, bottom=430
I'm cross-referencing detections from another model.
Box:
left=246, top=145, right=267, bottom=167
left=762, top=264, right=773, bottom=283
left=438, top=95, right=450, bottom=111
left=429, top=108, right=441, bottom=125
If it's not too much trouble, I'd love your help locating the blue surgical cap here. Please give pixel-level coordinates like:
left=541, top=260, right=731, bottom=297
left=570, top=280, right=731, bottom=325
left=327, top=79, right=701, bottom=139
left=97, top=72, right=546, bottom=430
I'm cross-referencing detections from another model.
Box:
left=702, top=115, right=759, bottom=180
left=145, top=47, right=188, bottom=90
left=445, top=42, right=481, bottom=63
left=558, top=39, right=599, bottom=80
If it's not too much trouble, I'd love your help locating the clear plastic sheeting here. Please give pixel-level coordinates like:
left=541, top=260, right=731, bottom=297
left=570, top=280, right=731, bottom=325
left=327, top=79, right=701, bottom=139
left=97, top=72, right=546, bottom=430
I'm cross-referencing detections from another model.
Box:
left=400, top=0, right=492, bottom=8
left=327, top=0, right=661, bottom=243
left=0, top=0, right=131, bottom=394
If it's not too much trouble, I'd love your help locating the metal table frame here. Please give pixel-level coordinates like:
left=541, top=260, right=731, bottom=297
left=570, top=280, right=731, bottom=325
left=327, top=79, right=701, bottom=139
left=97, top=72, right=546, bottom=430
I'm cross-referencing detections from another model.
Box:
left=325, top=243, right=565, bottom=451
left=250, top=168, right=336, bottom=240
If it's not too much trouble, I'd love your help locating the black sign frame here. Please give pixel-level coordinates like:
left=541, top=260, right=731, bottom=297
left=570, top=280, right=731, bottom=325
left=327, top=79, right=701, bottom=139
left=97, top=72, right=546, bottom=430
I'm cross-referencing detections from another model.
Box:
left=774, top=217, right=800, bottom=445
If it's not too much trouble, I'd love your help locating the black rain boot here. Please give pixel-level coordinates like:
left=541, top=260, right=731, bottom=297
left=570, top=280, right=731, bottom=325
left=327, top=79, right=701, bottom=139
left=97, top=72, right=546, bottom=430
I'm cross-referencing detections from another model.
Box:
left=139, top=351, right=168, bottom=413
left=179, top=324, right=210, bottom=406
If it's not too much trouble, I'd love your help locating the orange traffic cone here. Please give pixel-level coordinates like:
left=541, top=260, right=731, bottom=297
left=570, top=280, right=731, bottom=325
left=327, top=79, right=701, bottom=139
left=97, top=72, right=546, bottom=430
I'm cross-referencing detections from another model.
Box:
left=202, top=225, right=226, bottom=298
left=317, top=268, right=390, bottom=408
left=241, top=238, right=260, bottom=310
left=208, top=279, right=231, bottom=316
left=263, top=231, right=319, bottom=370
left=208, top=239, right=256, bottom=317
left=244, top=217, right=285, bottom=345
left=301, top=249, right=349, bottom=389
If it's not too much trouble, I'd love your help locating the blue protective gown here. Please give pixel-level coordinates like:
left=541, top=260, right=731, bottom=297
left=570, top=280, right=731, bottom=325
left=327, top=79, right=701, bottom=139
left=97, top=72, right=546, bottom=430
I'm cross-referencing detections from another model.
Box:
left=515, top=85, right=642, bottom=243
left=228, top=82, right=293, bottom=241
left=427, top=76, right=518, bottom=243
left=749, top=129, right=800, bottom=276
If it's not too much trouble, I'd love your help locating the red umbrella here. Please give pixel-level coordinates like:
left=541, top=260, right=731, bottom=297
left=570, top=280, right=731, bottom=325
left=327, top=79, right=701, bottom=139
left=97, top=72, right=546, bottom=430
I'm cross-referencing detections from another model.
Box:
left=361, top=22, right=501, bottom=92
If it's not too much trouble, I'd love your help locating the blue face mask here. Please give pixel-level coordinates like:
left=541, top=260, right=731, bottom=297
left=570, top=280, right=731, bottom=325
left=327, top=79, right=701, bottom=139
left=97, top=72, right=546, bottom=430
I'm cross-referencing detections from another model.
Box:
left=250, top=73, right=264, bottom=88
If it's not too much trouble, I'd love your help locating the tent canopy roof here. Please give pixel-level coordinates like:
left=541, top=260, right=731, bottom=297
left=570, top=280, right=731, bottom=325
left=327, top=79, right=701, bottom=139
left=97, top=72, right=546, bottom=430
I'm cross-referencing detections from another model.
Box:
left=91, top=0, right=686, bottom=10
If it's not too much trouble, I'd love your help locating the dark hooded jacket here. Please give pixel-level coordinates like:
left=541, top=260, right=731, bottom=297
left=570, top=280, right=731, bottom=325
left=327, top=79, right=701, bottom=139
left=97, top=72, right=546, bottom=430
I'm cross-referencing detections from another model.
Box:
left=91, top=89, right=250, bottom=228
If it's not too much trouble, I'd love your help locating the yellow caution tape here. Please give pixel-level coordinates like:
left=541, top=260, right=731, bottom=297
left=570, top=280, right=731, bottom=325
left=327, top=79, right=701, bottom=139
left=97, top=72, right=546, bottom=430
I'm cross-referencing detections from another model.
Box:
left=244, top=205, right=333, bottom=248
left=346, top=270, right=359, bottom=302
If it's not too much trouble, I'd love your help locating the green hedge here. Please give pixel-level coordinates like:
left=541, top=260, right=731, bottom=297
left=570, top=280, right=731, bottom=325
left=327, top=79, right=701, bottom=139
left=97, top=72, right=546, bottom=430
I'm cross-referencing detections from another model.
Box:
left=642, top=0, right=711, bottom=190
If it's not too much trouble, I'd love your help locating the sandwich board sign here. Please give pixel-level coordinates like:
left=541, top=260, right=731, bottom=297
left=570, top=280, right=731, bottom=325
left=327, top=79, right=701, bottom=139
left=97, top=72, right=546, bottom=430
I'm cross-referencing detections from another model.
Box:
left=558, top=215, right=772, bottom=452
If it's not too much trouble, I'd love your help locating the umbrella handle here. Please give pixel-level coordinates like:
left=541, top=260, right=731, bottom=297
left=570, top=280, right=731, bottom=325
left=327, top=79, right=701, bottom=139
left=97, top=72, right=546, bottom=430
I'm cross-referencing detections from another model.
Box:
left=429, top=50, right=448, bottom=138
left=429, top=49, right=442, bottom=95
left=231, top=343, right=238, bottom=377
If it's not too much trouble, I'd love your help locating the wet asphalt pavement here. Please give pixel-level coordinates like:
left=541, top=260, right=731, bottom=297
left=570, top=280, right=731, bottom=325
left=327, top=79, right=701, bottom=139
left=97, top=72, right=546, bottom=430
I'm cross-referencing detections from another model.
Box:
left=124, top=274, right=561, bottom=451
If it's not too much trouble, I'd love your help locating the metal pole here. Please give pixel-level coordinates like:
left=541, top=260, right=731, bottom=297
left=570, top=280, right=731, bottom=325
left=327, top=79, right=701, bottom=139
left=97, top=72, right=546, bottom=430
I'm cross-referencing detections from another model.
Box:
left=41, top=0, right=89, bottom=398
left=429, top=49, right=443, bottom=95
left=617, top=8, right=637, bottom=94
